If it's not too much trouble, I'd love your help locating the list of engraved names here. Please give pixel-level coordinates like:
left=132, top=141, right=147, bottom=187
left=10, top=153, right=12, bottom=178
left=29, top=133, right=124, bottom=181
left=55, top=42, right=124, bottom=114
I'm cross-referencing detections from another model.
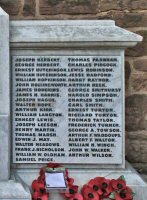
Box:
left=12, top=55, right=123, bottom=164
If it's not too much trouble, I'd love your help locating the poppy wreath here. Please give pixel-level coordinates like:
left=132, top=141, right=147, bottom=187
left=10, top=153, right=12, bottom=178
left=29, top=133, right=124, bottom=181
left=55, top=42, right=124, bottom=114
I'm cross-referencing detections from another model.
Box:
left=31, top=163, right=135, bottom=200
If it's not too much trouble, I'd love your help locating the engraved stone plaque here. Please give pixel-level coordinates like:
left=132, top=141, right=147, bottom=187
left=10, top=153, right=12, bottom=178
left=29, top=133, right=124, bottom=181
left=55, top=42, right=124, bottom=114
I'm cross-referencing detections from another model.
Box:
left=12, top=55, right=123, bottom=164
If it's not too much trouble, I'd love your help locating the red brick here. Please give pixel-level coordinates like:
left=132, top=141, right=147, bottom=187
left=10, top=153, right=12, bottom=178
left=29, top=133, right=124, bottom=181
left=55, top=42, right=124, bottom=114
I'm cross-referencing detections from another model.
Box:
left=39, top=0, right=99, bottom=15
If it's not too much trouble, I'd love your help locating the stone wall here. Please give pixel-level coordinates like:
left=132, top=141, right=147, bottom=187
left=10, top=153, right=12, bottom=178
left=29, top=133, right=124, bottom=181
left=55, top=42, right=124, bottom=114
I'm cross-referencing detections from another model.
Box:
left=0, top=0, right=147, bottom=173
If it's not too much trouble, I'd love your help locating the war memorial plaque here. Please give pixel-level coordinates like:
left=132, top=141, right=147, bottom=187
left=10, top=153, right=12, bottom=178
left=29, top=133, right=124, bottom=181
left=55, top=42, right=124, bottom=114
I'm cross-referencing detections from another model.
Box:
left=1, top=14, right=147, bottom=200
left=12, top=55, right=123, bottom=164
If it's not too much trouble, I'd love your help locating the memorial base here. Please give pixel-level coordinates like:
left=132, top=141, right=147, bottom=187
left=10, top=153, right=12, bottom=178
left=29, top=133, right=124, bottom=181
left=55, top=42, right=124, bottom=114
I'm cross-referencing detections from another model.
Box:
left=0, top=176, right=31, bottom=200
left=8, top=162, right=146, bottom=200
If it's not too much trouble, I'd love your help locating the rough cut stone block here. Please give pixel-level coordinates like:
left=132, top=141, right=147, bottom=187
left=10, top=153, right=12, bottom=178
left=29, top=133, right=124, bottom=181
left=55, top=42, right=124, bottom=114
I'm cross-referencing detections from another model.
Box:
left=125, top=95, right=147, bottom=131
left=100, top=0, right=123, bottom=12
left=0, top=0, right=20, bottom=15
left=131, top=72, right=147, bottom=92
left=126, top=134, right=147, bottom=163
left=39, top=0, right=98, bottom=15
left=123, top=0, right=147, bottom=10
left=126, top=139, right=141, bottom=162
left=126, top=29, right=147, bottom=57
left=23, top=0, right=36, bottom=16
left=133, top=58, right=147, bottom=72
left=125, top=61, right=131, bottom=94
left=126, top=42, right=147, bottom=57
left=114, top=11, right=147, bottom=28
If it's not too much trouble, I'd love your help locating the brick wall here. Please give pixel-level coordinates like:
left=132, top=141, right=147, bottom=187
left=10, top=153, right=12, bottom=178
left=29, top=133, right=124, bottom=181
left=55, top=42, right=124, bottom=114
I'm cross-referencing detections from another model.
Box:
left=0, top=0, right=147, bottom=173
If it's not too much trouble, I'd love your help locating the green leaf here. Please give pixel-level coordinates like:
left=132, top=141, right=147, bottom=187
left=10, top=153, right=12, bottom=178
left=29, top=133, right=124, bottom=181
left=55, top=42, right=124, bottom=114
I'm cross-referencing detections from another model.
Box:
left=109, top=192, right=116, bottom=199
left=119, top=175, right=126, bottom=181
left=132, top=192, right=136, bottom=196
left=45, top=167, right=65, bottom=172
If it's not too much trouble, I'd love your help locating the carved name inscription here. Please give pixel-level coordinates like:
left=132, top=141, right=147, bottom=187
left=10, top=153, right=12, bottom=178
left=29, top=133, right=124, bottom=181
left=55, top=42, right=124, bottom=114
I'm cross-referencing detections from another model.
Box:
left=12, top=55, right=123, bottom=164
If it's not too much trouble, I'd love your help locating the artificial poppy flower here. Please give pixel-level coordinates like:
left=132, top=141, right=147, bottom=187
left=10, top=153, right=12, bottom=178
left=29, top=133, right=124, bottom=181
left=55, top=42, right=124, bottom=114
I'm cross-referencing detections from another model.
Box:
left=100, top=178, right=113, bottom=197
left=47, top=163, right=62, bottom=169
left=117, top=186, right=133, bottom=200
left=32, top=191, right=49, bottom=200
left=67, top=177, right=74, bottom=187
left=38, top=168, right=45, bottom=181
left=68, top=193, right=83, bottom=200
left=32, top=180, right=46, bottom=194
left=64, top=185, right=79, bottom=198
left=65, top=169, right=74, bottom=186
left=82, top=185, right=100, bottom=200
left=38, top=174, right=45, bottom=182
left=111, top=179, right=126, bottom=191
left=39, top=193, right=49, bottom=200
left=40, top=168, right=45, bottom=176
left=32, top=191, right=41, bottom=200
left=88, top=179, right=103, bottom=196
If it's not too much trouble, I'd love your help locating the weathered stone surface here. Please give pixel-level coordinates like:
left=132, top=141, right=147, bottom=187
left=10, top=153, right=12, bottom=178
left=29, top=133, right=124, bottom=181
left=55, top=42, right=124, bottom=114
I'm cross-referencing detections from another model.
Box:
left=136, top=30, right=147, bottom=42
left=131, top=72, right=147, bottom=92
left=125, top=61, right=131, bottom=94
left=126, top=131, right=147, bottom=163
left=126, top=29, right=147, bottom=57
left=99, top=0, right=147, bottom=12
left=126, top=130, right=147, bottom=140
left=126, top=139, right=141, bottom=162
left=99, top=0, right=123, bottom=12
left=39, top=0, right=98, bottom=15
left=0, top=0, right=21, bottom=15
left=126, top=42, right=147, bottom=57
left=114, top=11, right=147, bottom=28
left=125, top=95, right=147, bottom=131
left=23, top=0, right=35, bottom=16
left=133, top=58, right=147, bottom=72
left=123, top=0, right=147, bottom=10
left=133, top=163, right=147, bottom=174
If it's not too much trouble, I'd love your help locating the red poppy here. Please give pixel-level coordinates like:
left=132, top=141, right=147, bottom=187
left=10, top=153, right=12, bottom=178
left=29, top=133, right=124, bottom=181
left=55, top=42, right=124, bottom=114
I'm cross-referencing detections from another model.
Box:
left=38, top=168, right=45, bottom=181
left=68, top=193, right=83, bottom=200
left=32, top=180, right=46, bottom=194
left=47, top=163, right=62, bottom=169
left=82, top=185, right=100, bottom=200
left=38, top=174, right=45, bottom=182
left=100, top=178, right=112, bottom=197
left=88, top=179, right=103, bottom=196
left=32, top=191, right=41, bottom=200
left=32, top=191, right=49, bottom=200
left=40, top=168, right=45, bottom=176
left=67, top=177, right=75, bottom=187
left=39, top=193, right=49, bottom=200
left=111, top=179, right=126, bottom=191
left=64, top=185, right=79, bottom=198
left=115, top=186, right=133, bottom=200
left=65, top=169, right=74, bottom=186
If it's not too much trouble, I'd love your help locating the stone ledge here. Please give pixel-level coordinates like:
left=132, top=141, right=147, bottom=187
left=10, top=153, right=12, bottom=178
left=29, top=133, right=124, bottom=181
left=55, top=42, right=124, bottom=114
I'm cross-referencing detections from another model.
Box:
left=0, top=179, right=31, bottom=200
left=14, top=161, right=147, bottom=200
